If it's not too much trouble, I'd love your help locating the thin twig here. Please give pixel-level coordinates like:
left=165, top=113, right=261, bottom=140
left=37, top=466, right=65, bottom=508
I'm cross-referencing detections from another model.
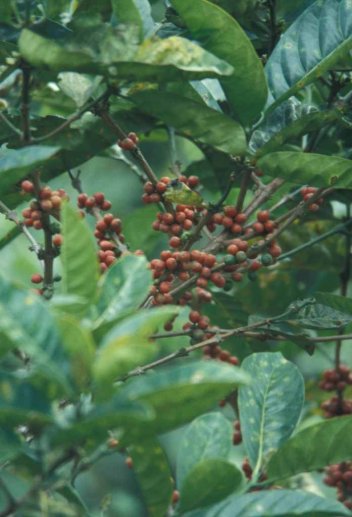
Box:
left=33, top=89, right=111, bottom=142
left=118, top=311, right=293, bottom=382
left=279, top=218, right=352, bottom=262
left=0, top=112, right=22, bottom=137
left=0, top=201, right=42, bottom=256
left=20, top=61, right=31, bottom=143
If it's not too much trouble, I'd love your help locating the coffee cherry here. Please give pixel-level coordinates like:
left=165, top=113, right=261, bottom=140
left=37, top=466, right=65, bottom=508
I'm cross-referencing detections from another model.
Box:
left=169, top=236, right=181, bottom=248
left=118, top=138, right=136, bottom=151
left=21, top=180, right=34, bottom=193
left=257, top=210, right=270, bottom=223
left=31, top=273, right=43, bottom=284
left=52, top=234, right=63, bottom=247
left=261, top=253, right=274, bottom=266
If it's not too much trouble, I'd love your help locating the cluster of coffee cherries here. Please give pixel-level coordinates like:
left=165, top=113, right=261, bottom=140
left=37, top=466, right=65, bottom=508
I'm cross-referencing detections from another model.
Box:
left=21, top=180, right=66, bottom=238
left=149, top=250, right=218, bottom=307
left=77, top=192, right=125, bottom=272
left=300, top=186, right=324, bottom=212
left=320, top=365, right=352, bottom=418
left=324, top=462, right=352, bottom=510
left=142, top=175, right=199, bottom=206
left=117, top=132, right=139, bottom=151
left=21, top=180, right=66, bottom=288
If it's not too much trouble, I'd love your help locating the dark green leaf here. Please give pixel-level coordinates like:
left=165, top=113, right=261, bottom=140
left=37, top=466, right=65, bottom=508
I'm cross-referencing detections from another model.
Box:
left=254, top=109, right=343, bottom=158
left=257, top=152, right=352, bottom=189
left=171, top=0, right=267, bottom=124
left=179, top=459, right=242, bottom=513
left=238, top=352, right=304, bottom=471
left=266, top=0, right=352, bottom=108
left=119, top=361, right=250, bottom=434
left=267, top=415, right=352, bottom=481
left=50, top=400, right=153, bottom=448
left=186, top=489, right=351, bottom=516
left=131, top=91, right=246, bottom=155
left=0, top=145, right=59, bottom=196
left=0, top=429, right=22, bottom=463
left=0, top=277, right=73, bottom=394
left=283, top=298, right=352, bottom=329
left=95, top=254, right=152, bottom=329
left=315, top=292, right=352, bottom=316
left=60, top=201, right=99, bottom=316
left=176, top=413, right=233, bottom=486
left=129, top=437, right=173, bottom=517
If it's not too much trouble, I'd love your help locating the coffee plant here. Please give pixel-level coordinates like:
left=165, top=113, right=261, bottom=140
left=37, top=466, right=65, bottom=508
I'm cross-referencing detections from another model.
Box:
left=0, top=0, right=352, bottom=515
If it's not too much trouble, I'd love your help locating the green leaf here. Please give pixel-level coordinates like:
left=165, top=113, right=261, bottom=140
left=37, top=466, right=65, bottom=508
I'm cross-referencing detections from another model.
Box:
left=315, top=292, right=352, bottom=316
left=282, top=298, right=352, bottom=330
left=0, top=429, right=22, bottom=463
left=18, top=27, right=233, bottom=82
left=257, top=152, right=352, bottom=189
left=267, top=415, right=352, bottom=481
left=238, top=352, right=304, bottom=472
left=95, top=254, right=152, bottom=330
left=60, top=201, right=99, bottom=316
left=58, top=72, right=100, bottom=107
left=119, top=361, right=250, bottom=434
left=0, top=278, right=73, bottom=395
left=128, top=438, right=173, bottom=517
left=186, top=489, right=351, bottom=516
left=93, top=307, right=179, bottom=396
left=265, top=0, right=352, bottom=109
left=176, top=413, right=233, bottom=486
left=171, top=0, right=267, bottom=125
left=55, top=314, right=95, bottom=391
left=179, top=459, right=242, bottom=513
left=112, top=0, right=154, bottom=40
left=0, top=145, right=59, bottom=197
left=254, top=108, right=343, bottom=158
left=50, top=400, right=153, bottom=448
left=131, top=91, right=246, bottom=155
left=122, top=205, right=160, bottom=255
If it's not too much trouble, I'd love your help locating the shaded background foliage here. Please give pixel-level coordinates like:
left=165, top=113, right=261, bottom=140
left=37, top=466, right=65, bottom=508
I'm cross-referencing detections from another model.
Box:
left=0, top=0, right=352, bottom=516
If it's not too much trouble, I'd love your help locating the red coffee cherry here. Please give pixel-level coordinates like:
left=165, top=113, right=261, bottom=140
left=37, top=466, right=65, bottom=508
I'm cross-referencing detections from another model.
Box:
left=21, top=180, right=34, bottom=193
left=31, top=273, right=43, bottom=284
left=52, top=234, right=63, bottom=247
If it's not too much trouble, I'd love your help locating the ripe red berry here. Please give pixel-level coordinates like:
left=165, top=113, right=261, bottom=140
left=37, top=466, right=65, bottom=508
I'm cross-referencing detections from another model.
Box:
left=21, top=180, right=34, bottom=193
left=101, top=200, right=112, bottom=211
left=52, top=234, right=63, bottom=247
left=188, top=175, right=199, bottom=188
left=257, top=210, right=270, bottom=223
left=252, top=222, right=265, bottom=234
left=118, top=138, right=136, bottom=150
left=224, top=206, right=237, bottom=218
left=169, top=236, right=181, bottom=248
left=94, top=192, right=105, bottom=205
left=31, top=273, right=43, bottom=284
left=166, top=257, right=177, bottom=270
left=235, top=213, right=247, bottom=224
left=100, top=240, right=116, bottom=251
left=189, top=310, right=201, bottom=324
